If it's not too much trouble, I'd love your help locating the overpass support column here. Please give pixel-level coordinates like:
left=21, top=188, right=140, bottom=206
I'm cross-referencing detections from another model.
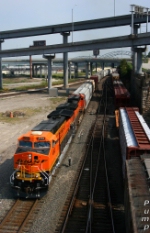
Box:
left=68, top=62, right=72, bottom=79
left=95, top=62, right=97, bottom=73
left=40, top=65, right=42, bottom=78
left=61, top=32, right=70, bottom=88
left=90, top=62, right=93, bottom=75
left=0, top=40, right=4, bottom=89
left=111, top=63, right=114, bottom=69
left=134, top=47, right=146, bottom=74
left=43, top=54, right=55, bottom=94
left=32, top=65, right=35, bottom=77
left=85, top=62, right=90, bottom=78
left=35, top=65, right=38, bottom=77
left=101, top=62, right=104, bottom=76
left=132, top=25, right=140, bottom=74
left=74, top=62, right=78, bottom=78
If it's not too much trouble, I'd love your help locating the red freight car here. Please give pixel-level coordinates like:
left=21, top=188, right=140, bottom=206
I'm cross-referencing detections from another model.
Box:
left=119, top=107, right=150, bottom=177
left=113, top=80, right=130, bottom=109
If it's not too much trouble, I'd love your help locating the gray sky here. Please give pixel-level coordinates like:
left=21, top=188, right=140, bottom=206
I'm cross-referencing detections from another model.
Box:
left=1, top=0, right=150, bottom=58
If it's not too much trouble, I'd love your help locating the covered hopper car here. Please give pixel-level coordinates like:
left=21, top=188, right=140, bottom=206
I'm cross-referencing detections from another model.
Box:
left=10, top=81, right=94, bottom=197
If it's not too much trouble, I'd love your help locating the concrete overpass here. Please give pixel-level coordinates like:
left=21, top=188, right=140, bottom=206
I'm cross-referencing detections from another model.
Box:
left=0, top=14, right=149, bottom=39
left=0, top=12, right=149, bottom=91
left=0, top=33, right=149, bottom=57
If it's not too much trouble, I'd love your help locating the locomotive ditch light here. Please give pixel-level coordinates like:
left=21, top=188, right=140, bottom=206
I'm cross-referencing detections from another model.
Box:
left=16, top=172, right=20, bottom=177
left=35, top=173, right=40, bottom=178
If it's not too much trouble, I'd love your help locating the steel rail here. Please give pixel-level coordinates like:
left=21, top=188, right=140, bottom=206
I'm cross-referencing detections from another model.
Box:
left=85, top=80, right=115, bottom=233
left=0, top=199, right=38, bottom=233
left=60, top=111, right=97, bottom=233
left=59, top=79, right=106, bottom=232
left=102, top=82, right=115, bottom=233
left=85, top=81, right=106, bottom=232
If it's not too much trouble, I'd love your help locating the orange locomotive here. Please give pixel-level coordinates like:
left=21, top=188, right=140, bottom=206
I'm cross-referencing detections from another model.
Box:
left=10, top=82, right=94, bottom=197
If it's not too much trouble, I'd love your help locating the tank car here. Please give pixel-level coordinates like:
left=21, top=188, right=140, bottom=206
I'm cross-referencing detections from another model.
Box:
left=10, top=81, right=94, bottom=197
left=119, top=107, right=150, bottom=177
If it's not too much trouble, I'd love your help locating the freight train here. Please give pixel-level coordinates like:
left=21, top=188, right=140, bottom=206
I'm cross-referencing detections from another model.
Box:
left=112, top=73, right=150, bottom=232
left=112, top=73, right=150, bottom=171
left=10, top=81, right=94, bottom=197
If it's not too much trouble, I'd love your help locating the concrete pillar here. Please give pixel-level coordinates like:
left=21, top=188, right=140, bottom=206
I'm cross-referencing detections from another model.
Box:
left=68, top=62, right=72, bottom=79
left=29, top=55, right=32, bottom=79
left=0, top=40, right=4, bottom=89
left=44, top=65, right=47, bottom=79
left=111, top=63, right=114, bottom=69
left=35, top=65, right=38, bottom=77
left=32, top=65, right=34, bottom=77
left=102, top=62, right=105, bottom=70
left=134, top=47, right=146, bottom=74
left=132, top=25, right=140, bottom=74
left=101, top=62, right=105, bottom=77
left=90, top=62, right=93, bottom=75
left=61, top=32, right=70, bottom=88
left=95, top=62, right=97, bottom=72
left=86, top=62, right=89, bottom=78
left=40, top=65, right=42, bottom=78
left=74, top=62, right=78, bottom=78
left=43, top=54, right=55, bottom=94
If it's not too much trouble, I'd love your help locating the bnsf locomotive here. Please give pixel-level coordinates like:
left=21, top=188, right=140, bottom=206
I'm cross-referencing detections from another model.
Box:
left=10, top=81, right=94, bottom=197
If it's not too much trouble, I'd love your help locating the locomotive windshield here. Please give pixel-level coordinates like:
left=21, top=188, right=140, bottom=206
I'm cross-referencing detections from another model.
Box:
left=19, top=141, right=32, bottom=147
left=34, top=141, right=50, bottom=148
left=15, top=141, right=50, bottom=155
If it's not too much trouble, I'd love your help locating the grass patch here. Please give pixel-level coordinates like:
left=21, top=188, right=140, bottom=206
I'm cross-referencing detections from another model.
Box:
left=0, top=97, right=67, bottom=123
left=50, top=97, right=66, bottom=104
left=0, top=78, right=81, bottom=92
left=0, top=107, right=43, bottom=123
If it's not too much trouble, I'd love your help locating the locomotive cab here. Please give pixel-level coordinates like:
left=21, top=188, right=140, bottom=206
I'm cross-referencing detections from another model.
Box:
left=10, top=130, right=58, bottom=197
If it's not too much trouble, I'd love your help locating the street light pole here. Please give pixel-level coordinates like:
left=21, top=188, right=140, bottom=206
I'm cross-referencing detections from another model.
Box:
left=72, top=5, right=77, bottom=43
left=72, top=8, right=73, bottom=43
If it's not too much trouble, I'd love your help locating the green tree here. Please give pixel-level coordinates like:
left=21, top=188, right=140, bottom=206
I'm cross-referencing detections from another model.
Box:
left=118, top=59, right=132, bottom=80
left=147, top=51, right=150, bottom=58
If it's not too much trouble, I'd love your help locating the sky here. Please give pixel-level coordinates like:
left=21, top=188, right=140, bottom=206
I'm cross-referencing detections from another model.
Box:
left=0, top=0, right=150, bottom=59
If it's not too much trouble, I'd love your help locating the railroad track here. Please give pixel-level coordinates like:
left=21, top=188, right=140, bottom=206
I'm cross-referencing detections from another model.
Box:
left=55, top=78, right=117, bottom=233
left=0, top=198, right=43, bottom=233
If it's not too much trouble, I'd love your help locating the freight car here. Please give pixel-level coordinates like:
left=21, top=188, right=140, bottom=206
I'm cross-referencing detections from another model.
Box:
left=113, top=80, right=130, bottom=109
left=124, top=155, right=150, bottom=233
left=112, top=72, right=120, bottom=81
left=10, top=81, right=94, bottom=197
left=119, top=107, right=150, bottom=177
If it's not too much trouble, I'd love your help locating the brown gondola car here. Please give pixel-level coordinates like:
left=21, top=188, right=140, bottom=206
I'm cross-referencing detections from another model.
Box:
left=119, top=107, right=150, bottom=178
left=113, top=80, right=130, bottom=109
left=125, top=155, right=150, bottom=233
